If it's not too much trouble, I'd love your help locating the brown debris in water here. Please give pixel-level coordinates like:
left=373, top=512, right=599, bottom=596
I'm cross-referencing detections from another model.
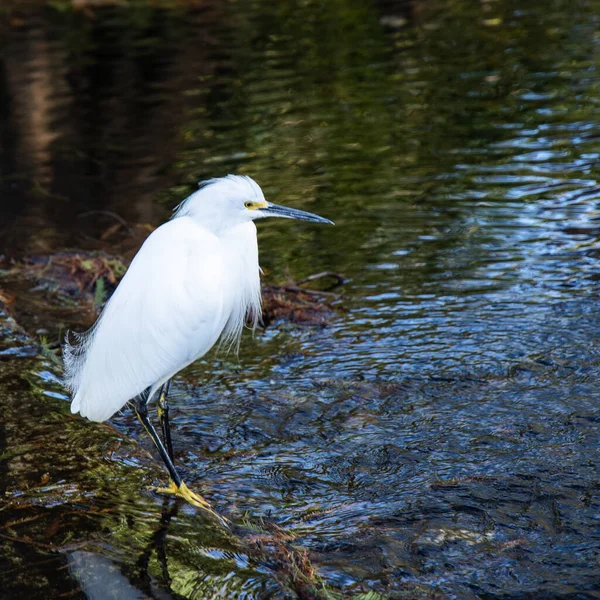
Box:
left=232, top=518, right=333, bottom=600
left=23, top=252, right=127, bottom=299
left=262, top=271, right=345, bottom=326
left=5, top=250, right=344, bottom=330
left=0, top=288, right=16, bottom=314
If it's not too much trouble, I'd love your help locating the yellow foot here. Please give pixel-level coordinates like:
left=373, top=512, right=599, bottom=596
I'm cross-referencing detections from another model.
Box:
left=156, top=480, right=229, bottom=526
left=157, top=480, right=211, bottom=508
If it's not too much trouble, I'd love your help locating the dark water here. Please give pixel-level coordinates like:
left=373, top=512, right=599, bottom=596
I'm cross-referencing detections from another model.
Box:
left=2, top=0, right=600, bottom=598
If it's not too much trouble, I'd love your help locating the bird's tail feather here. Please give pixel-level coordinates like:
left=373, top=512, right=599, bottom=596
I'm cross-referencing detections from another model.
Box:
left=63, top=326, right=98, bottom=396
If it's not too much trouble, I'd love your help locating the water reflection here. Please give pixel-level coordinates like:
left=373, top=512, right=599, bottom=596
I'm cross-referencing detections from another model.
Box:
left=2, top=0, right=600, bottom=597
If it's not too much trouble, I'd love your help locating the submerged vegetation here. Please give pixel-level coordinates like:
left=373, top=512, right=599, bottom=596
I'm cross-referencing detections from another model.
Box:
left=0, top=230, right=345, bottom=598
left=1, top=248, right=342, bottom=338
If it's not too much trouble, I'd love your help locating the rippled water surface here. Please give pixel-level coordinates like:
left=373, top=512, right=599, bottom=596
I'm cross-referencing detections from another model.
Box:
left=2, top=0, right=600, bottom=598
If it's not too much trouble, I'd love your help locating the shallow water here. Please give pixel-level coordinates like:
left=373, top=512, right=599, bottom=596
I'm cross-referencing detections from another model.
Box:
left=2, top=0, right=600, bottom=598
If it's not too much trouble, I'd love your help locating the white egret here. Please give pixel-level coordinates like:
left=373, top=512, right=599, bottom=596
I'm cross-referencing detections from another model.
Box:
left=63, top=175, right=333, bottom=510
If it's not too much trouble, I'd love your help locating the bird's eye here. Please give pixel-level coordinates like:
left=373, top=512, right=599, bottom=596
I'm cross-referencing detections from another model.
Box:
left=244, top=201, right=255, bottom=209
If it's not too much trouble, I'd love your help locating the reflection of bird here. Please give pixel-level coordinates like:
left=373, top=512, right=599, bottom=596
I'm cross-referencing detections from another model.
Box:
left=63, top=175, right=332, bottom=511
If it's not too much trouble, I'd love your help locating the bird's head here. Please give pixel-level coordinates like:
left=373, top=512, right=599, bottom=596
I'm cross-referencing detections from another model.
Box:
left=173, top=175, right=333, bottom=232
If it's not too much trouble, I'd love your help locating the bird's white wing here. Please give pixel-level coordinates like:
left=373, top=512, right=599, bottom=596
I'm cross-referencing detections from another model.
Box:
left=64, top=218, right=226, bottom=422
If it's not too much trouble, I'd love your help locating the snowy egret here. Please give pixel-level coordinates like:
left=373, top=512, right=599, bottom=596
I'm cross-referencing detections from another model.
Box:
left=63, top=175, right=332, bottom=511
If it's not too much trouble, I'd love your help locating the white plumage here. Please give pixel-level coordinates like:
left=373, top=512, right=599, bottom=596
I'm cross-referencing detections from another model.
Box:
left=64, top=175, right=264, bottom=421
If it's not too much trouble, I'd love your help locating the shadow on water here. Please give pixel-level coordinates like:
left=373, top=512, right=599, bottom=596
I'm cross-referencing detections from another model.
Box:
left=2, top=0, right=600, bottom=598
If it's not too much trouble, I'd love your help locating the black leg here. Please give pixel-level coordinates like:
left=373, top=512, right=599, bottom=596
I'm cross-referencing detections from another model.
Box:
left=133, top=389, right=223, bottom=521
left=134, top=393, right=182, bottom=488
left=157, top=380, right=174, bottom=462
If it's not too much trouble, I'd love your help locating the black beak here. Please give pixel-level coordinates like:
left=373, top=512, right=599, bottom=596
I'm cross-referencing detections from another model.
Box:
left=259, top=202, right=334, bottom=225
